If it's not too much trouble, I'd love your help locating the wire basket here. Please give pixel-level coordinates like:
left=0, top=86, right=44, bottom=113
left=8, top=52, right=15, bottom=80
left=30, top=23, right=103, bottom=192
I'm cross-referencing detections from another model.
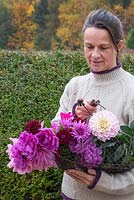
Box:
left=56, top=136, right=134, bottom=174
left=98, top=136, right=134, bottom=173
left=99, top=163, right=134, bottom=174
left=56, top=155, right=89, bottom=173
left=56, top=155, right=134, bottom=174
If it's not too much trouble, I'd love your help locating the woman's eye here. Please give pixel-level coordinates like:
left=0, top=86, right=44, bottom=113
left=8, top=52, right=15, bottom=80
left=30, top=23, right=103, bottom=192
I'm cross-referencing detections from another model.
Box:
left=87, top=46, right=94, bottom=49
left=100, top=46, right=109, bottom=50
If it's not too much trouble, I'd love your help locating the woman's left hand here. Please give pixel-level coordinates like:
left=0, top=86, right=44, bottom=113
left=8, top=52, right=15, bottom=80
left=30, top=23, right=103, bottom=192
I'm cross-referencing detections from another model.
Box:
left=65, top=168, right=96, bottom=186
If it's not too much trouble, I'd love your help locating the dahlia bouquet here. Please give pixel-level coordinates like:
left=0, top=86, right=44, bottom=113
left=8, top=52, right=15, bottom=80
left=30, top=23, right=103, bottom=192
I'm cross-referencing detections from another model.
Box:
left=51, top=103, right=134, bottom=174
left=51, top=112, right=103, bottom=172
left=6, top=120, right=59, bottom=174
left=6, top=102, right=134, bottom=174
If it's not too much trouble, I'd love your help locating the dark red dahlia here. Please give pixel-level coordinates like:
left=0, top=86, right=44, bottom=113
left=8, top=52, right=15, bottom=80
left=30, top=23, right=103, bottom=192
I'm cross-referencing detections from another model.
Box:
left=56, top=129, right=72, bottom=144
left=25, top=119, right=42, bottom=134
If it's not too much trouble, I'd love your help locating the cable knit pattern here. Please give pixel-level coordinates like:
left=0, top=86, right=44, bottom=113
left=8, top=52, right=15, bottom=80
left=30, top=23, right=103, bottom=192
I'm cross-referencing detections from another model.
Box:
left=52, top=67, right=134, bottom=200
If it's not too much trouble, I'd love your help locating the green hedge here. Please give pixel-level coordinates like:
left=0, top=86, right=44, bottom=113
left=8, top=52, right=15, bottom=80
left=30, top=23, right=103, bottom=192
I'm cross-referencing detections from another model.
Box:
left=0, top=50, right=134, bottom=200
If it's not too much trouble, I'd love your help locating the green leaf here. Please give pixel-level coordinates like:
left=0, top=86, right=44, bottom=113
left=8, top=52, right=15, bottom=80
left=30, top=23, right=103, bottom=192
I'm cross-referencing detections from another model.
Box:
left=116, top=134, right=129, bottom=143
left=113, top=145, right=125, bottom=162
left=130, top=120, right=134, bottom=128
left=120, top=125, right=133, bottom=135
left=100, top=142, right=116, bottom=149
left=122, top=155, right=134, bottom=164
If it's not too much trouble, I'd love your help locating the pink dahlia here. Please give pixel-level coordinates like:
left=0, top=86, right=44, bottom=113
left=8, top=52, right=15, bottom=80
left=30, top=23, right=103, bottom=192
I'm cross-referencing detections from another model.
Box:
left=6, top=131, right=39, bottom=174
left=71, top=121, right=91, bottom=142
left=69, top=138, right=90, bottom=154
left=89, top=110, right=120, bottom=142
left=35, top=128, right=59, bottom=151
left=78, top=142, right=103, bottom=168
left=51, top=118, right=72, bottom=133
left=32, top=148, right=57, bottom=171
left=60, top=112, right=73, bottom=120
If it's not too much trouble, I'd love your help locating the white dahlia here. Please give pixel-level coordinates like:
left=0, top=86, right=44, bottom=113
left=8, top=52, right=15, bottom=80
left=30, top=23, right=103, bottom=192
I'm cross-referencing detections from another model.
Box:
left=89, top=110, right=120, bottom=142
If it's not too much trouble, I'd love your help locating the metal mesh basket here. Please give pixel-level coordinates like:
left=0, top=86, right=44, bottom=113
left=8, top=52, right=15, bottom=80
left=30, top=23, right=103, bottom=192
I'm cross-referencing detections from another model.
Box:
left=98, top=136, right=134, bottom=173
left=99, top=163, right=134, bottom=174
left=56, top=136, right=134, bottom=174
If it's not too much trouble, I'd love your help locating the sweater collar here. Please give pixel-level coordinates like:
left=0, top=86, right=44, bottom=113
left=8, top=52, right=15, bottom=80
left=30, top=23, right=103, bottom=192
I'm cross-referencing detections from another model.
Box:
left=90, top=63, right=124, bottom=85
left=90, top=62, right=122, bottom=74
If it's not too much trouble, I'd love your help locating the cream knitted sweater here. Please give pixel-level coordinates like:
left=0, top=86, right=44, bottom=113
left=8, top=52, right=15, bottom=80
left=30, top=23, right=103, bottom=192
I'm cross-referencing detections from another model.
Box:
left=53, top=67, right=134, bottom=200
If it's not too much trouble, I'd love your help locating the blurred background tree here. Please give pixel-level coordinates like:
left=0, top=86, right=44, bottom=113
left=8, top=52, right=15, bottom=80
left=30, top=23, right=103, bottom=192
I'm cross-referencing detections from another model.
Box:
left=0, top=0, right=14, bottom=49
left=53, top=0, right=109, bottom=50
left=7, top=0, right=39, bottom=50
left=126, top=28, right=134, bottom=49
left=0, top=0, right=134, bottom=51
left=32, top=0, right=65, bottom=50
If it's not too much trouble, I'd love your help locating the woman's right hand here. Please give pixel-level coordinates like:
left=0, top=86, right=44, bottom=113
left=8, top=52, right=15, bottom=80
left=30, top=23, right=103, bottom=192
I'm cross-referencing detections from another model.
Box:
left=75, top=100, right=97, bottom=120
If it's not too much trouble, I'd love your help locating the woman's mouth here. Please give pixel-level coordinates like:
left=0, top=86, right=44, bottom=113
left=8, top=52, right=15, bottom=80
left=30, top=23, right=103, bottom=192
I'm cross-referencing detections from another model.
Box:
left=91, top=60, right=103, bottom=64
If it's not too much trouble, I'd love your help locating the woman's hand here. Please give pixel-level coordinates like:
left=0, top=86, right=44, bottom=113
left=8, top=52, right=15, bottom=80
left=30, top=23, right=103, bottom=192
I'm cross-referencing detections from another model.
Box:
left=75, top=100, right=97, bottom=120
left=65, top=168, right=96, bottom=186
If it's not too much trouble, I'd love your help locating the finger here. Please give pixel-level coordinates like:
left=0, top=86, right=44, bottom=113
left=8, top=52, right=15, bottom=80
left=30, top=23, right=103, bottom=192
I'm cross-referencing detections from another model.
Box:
left=76, top=106, right=93, bottom=116
left=83, top=101, right=97, bottom=112
left=88, top=168, right=96, bottom=176
left=66, top=171, right=88, bottom=184
left=66, top=169, right=86, bottom=176
left=75, top=108, right=91, bottom=120
left=85, top=103, right=97, bottom=112
left=67, top=169, right=92, bottom=179
left=69, top=175, right=90, bottom=185
left=77, top=107, right=90, bottom=114
left=66, top=170, right=94, bottom=185
left=67, top=169, right=96, bottom=179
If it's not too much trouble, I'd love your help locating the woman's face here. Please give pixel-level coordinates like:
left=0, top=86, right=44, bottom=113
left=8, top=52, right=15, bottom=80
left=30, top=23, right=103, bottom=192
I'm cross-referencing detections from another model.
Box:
left=83, top=27, right=118, bottom=72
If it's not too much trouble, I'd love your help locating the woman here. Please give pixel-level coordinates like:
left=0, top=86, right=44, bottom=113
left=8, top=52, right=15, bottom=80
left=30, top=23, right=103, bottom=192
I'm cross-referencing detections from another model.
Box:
left=52, top=9, right=134, bottom=200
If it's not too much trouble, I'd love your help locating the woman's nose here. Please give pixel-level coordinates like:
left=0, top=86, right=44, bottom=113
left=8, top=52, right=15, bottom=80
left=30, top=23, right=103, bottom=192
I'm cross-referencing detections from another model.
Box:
left=91, top=48, right=100, bottom=58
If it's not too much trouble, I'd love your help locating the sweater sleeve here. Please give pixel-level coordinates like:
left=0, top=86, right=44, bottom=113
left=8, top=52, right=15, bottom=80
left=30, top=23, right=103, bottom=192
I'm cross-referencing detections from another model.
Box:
left=52, top=78, right=73, bottom=122
left=52, top=74, right=90, bottom=122
left=94, top=169, right=134, bottom=195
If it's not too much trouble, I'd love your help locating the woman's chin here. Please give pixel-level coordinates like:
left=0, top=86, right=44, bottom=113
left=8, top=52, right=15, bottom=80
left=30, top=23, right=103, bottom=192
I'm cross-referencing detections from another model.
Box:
left=91, top=67, right=103, bottom=72
left=89, top=63, right=104, bottom=72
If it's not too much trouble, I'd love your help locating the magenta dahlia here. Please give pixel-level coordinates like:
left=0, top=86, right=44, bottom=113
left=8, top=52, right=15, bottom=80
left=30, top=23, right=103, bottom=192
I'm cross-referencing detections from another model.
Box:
left=6, top=131, right=39, bottom=174
left=78, top=142, right=103, bottom=168
left=71, top=121, right=92, bottom=142
left=35, top=128, right=59, bottom=151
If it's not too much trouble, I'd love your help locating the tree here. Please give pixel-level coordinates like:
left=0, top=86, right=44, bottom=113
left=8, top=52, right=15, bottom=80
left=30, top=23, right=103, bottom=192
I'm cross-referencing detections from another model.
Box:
left=32, top=0, right=49, bottom=50
left=108, top=0, right=131, bottom=8
left=55, top=0, right=109, bottom=50
left=124, top=1, right=134, bottom=30
left=122, top=0, right=131, bottom=8
left=0, top=0, right=14, bottom=49
left=33, top=0, right=64, bottom=50
left=126, top=28, right=134, bottom=49
left=32, top=0, right=48, bottom=29
left=7, top=0, right=39, bottom=50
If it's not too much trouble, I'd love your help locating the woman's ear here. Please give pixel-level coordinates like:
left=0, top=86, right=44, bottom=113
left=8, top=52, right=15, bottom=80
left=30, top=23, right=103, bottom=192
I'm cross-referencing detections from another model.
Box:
left=118, top=40, right=124, bottom=51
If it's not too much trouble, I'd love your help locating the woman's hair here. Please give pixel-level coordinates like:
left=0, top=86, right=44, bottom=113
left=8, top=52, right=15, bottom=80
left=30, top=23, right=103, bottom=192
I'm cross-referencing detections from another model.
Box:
left=82, top=9, right=124, bottom=57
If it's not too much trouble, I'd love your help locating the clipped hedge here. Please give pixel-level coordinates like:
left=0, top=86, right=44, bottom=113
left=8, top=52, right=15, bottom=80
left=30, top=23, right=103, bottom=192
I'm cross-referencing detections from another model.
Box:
left=0, top=50, right=134, bottom=200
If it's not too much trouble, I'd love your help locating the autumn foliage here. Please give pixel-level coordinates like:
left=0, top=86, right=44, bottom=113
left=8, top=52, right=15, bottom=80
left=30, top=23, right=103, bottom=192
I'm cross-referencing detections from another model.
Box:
left=0, top=0, right=134, bottom=50
left=7, top=0, right=39, bottom=50
left=55, top=0, right=109, bottom=49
